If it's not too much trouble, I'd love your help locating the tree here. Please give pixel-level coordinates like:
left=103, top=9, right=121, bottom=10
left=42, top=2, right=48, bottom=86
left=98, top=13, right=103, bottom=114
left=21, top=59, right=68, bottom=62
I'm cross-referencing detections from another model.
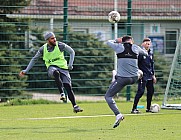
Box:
left=14, top=27, right=170, bottom=97
left=67, top=32, right=114, bottom=95
left=0, top=0, right=31, bottom=101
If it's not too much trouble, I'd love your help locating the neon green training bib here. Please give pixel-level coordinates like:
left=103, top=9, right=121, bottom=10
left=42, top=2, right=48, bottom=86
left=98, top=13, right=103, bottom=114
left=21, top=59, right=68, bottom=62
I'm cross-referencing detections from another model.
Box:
left=43, top=42, right=68, bottom=69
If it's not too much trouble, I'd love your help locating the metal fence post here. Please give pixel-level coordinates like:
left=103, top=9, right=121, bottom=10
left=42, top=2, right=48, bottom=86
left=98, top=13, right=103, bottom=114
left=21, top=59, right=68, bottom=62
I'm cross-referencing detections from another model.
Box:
left=63, top=0, right=68, bottom=43
left=63, top=0, right=68, bottom=103
left=126, top=0, right=132, bottom=101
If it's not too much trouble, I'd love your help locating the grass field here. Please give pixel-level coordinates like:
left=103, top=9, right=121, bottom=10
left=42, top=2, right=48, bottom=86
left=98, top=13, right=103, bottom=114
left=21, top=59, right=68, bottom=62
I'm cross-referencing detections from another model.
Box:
left=0, top=101, right=180, bottom=140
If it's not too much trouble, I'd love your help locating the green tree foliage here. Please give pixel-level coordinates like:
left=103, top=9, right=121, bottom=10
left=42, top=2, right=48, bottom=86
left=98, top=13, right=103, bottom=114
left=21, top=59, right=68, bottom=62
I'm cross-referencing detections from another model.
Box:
left=0, top=0, right=31, bottom=101
left=66, top=32, right=114, bottom=95
left=154, top=53, right=170, bottom=95
left=1, top=0, right=31, bottom=14
left=21, top=27, right=171, bottom=96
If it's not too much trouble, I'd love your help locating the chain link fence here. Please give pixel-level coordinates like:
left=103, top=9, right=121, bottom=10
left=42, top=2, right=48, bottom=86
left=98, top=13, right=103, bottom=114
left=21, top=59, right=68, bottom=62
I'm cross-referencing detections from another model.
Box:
left=1, top=0, right=181, bottom=101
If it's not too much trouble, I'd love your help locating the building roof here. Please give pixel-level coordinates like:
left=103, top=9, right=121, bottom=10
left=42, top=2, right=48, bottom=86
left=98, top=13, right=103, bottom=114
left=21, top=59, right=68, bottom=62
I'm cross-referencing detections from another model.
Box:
left=7, top=0, right=181, bottom=20
left=21, top=0, right=181, bottom=15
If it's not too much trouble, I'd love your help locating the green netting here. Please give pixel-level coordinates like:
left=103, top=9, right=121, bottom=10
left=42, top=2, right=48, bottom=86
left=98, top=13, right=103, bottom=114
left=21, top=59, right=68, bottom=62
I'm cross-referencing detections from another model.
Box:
left=162, top=35, right=181, bottom=109
left=1, top=0, right=181, bottom=101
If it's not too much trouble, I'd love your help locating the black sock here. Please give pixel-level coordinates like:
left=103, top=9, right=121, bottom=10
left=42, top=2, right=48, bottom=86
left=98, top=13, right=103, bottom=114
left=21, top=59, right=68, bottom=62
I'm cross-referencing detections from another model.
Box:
left=53, top=70, right=64, bottom=93
left=63, top=83, right=76, bottom=107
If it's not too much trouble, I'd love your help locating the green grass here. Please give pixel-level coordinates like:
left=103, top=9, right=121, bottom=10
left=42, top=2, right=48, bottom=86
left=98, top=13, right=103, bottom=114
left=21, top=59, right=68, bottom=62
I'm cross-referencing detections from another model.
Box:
left=0, top=101, right=180, bottom=140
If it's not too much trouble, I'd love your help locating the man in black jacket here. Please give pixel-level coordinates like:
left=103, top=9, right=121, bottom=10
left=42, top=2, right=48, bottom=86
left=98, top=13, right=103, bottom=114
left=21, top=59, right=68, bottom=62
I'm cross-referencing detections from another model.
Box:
left=131, top=38, right=157, bottom=113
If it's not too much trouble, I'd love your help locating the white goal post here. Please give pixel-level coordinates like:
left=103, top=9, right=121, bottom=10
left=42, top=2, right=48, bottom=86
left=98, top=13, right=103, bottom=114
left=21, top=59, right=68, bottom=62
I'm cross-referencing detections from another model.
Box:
left=161, top=35, right=181, bottom=110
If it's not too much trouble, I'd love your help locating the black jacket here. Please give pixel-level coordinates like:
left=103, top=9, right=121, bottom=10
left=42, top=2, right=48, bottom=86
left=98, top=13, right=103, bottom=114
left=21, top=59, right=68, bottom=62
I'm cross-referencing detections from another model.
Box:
left=138, top=48, right=154, bottom=81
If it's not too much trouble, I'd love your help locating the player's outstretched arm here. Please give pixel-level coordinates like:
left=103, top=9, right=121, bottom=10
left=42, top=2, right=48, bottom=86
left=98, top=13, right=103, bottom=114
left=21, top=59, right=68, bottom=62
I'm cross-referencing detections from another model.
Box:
left=106, top=39, right=122, bottom=52
left=19, top=49, right=42, bottom=77
left=19, top=70, right=26, bottom=77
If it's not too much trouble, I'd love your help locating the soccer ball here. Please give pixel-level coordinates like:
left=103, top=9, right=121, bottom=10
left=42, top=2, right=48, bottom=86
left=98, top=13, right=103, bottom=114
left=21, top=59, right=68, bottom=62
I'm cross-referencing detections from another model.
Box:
left=108, top=11, right=121, bottom=23
left=150, top=104, right=160, bottom=113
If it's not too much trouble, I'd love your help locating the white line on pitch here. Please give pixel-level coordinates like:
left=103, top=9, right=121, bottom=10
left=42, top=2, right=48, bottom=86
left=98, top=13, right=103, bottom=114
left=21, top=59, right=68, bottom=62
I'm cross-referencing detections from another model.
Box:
left=1, top=113, right=164, bottom=121
left=17, top=114, right=114, bottom=120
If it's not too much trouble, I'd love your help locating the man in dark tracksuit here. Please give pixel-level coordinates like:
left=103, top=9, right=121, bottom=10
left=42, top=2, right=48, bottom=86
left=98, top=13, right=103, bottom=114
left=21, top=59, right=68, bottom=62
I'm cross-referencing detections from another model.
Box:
left=131, top=38, right=157, bottom=113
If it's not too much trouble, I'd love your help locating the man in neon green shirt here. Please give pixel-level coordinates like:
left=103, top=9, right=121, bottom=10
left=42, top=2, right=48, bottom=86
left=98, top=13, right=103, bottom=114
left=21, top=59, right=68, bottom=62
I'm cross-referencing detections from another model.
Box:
left=19, top=32, right=83, bottom=113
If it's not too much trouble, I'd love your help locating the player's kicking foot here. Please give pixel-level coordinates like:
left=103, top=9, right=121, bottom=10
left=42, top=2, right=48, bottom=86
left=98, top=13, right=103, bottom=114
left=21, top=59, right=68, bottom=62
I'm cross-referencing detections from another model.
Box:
left=60, top=93, right=66, bottom=101
left=73, top=105, right=83, bottom=113
left=113, top=114, right=124, bottom=128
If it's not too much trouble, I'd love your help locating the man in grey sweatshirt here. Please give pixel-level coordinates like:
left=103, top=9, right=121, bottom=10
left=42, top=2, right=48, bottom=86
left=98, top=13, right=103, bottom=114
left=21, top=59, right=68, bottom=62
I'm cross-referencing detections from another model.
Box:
left=105, top=35, right=146, bottom=128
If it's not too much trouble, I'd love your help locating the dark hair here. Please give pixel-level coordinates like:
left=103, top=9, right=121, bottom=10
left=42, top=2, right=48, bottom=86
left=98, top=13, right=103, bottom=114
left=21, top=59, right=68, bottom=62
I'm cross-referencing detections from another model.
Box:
left=122, top=35, right=133, bottom=42
left=142, top=38, right=151, bottom=43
